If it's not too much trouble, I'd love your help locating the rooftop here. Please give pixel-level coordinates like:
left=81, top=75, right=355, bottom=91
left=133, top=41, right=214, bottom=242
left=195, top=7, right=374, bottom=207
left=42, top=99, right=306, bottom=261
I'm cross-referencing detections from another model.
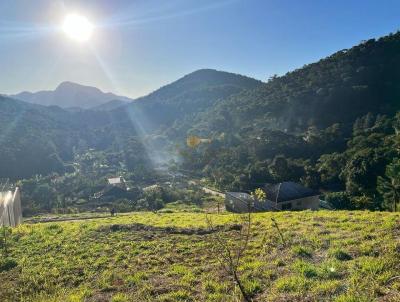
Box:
left=264, top=182, right=318, bottom=203
left=108, top=177, right=122, bottom=185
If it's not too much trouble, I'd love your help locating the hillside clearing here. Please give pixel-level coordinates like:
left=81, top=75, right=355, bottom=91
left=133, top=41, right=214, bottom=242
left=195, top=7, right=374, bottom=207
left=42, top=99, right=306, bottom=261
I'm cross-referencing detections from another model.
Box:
left=1, top=211, right=399, bottom=301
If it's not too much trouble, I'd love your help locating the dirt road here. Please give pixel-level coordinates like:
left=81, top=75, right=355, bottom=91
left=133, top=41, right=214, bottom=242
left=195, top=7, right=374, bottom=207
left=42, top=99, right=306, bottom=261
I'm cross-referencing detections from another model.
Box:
left=188, top=180, right=225, bottom=198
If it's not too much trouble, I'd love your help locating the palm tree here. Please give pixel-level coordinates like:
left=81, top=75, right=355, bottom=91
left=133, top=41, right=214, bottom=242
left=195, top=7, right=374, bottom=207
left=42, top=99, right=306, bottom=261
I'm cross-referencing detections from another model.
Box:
left=378, top=159, right=400, bottom=212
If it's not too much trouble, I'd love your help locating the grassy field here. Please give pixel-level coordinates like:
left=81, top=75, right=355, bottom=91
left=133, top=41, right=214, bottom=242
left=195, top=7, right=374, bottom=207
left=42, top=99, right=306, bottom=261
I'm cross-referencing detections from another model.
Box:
left=1, top=210, right=400, bottom=302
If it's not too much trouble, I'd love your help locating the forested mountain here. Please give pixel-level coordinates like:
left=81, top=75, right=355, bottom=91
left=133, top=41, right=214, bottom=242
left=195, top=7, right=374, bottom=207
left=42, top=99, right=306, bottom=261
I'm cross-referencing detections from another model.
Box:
left=10, top=81, right=132, bottom=109
left=91, top=99, right=127, bottom=111
left=181, top=33, right=400, bottom=138
left=0, top=95, right=148, bottom=179
left=175, top=32, right=400, bottom=211
left=120, top=69, right=263, bottom=134
left=3, top=32, right=400, bottom=212
left=0, top=69, right=260, bottom=179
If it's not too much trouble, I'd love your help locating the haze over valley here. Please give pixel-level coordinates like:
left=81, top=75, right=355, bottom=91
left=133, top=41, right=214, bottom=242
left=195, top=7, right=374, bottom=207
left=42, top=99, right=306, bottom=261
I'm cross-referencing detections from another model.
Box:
left=1, top=1, right=400, bottom=301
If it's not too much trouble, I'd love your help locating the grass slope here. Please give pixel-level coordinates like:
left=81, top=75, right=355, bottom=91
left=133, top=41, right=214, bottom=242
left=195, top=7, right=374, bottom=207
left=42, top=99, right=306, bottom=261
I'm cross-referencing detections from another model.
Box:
left=1, top=211, right=400, bottom=301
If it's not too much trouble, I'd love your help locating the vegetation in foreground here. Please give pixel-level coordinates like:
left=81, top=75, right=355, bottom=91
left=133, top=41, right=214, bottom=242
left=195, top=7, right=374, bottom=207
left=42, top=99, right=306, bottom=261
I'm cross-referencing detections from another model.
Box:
left=1, top=210, right=399, bottom=301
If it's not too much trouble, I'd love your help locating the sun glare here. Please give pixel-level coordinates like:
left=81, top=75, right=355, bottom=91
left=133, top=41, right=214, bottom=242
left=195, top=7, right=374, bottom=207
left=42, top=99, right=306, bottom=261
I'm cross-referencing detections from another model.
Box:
left=62, top=14, right=94, bottom=42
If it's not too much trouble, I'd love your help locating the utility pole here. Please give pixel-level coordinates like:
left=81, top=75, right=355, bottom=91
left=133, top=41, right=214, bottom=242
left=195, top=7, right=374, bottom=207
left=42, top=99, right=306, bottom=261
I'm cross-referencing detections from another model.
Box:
left=1, top=224, right=7, bottom=256
left=275, top=182, right=282, bottom=207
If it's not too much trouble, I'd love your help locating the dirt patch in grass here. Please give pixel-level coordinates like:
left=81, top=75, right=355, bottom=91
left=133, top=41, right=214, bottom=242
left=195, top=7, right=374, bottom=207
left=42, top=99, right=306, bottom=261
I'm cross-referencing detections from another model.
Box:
left=98, top=222, right=242, bottom=235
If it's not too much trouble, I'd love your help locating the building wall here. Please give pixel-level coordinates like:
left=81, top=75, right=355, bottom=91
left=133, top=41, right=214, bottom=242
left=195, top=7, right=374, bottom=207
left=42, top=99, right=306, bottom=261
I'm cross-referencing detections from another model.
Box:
left=225, top=192, right=277, bottom=213
left=0, top=188, right=22, bottom=227
left=278, top=195, right=320, bottom=210
left=225, top=192, right=253, bottom=213
left=0, top=191, right=13, bottom=226
left=12, top=188, right=22, bottom=226
left=225, top=192, right=320, bottom=213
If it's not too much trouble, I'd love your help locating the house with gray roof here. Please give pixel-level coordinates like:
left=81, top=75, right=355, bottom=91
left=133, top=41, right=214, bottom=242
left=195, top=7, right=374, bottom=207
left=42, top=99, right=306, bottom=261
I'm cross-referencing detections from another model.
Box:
left=225, top=182, right=319, bottom=213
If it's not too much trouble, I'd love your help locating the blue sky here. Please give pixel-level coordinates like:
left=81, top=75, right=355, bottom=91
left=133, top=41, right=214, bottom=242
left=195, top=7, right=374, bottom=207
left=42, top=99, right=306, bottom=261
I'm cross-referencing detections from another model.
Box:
left=1, top=0, right=400, bottom=98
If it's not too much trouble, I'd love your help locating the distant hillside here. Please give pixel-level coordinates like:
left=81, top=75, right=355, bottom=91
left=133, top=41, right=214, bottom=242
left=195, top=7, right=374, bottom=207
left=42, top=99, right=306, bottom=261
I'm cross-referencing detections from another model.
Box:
left=134, top=69, right=263, bottom=103
left=91, top=99, right=127, bottom=111
left=10, top=82, right=131, bottom=109
left=4, top=29, right=400, bottom=188
left=188, top=33, right=400, bottom=138
left=176, top=33, right=400, bottom=211
left=0, top=96, right=146, bottom=178
left=0, top=69, right=260, bottom=178
left=121, top=69, right=263, bottom=134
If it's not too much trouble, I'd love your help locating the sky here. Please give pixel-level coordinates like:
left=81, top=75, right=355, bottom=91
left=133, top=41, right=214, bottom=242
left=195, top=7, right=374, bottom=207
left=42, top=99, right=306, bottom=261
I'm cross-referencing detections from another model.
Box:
left=1, top=0, right=400, bottom=98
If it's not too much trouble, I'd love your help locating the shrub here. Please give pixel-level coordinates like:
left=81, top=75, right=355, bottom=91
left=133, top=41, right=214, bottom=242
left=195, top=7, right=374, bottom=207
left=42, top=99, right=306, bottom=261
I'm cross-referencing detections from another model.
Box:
left=324, top=192, right=352, bottom=209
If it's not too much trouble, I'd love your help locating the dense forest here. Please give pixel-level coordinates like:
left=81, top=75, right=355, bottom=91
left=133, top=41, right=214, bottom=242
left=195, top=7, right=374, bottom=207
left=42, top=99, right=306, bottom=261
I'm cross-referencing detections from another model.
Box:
left=2, top=32, right=400, bottom=213
left=175, top=32, right=400, bottom=211
left=180, top=112, right=400, bottom=211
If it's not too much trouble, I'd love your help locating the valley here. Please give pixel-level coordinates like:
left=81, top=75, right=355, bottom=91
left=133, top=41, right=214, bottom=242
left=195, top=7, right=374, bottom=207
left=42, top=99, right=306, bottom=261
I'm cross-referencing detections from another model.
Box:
left=1, top=14, right=400, bottom=301
left=2, top=33, right=400, bottom=214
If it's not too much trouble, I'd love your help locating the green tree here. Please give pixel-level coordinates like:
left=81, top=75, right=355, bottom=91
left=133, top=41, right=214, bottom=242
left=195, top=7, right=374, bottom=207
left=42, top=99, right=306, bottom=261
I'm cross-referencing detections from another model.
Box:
left=269, top=155, right=289, bottom=181
left=324, top=192, right=353, bottom=210
left=317, top=153, right=346, bottom=188
left=32, top=183, right=57, bottom=211
left=251, top=188, right=266, bottom=201
left=377, top=158, right=400, bottom=211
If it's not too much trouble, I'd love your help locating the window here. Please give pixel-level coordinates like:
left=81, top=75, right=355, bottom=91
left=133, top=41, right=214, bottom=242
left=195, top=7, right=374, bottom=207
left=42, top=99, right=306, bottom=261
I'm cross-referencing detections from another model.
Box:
left=282, top=203, right=292, bottom=210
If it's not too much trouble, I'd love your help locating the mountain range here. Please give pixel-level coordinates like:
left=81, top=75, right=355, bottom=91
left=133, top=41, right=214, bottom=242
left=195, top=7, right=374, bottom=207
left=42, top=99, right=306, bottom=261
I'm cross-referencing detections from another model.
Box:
left=2, top=32, right=400, bottom=180
left=9, top=81, right=133, bottom=109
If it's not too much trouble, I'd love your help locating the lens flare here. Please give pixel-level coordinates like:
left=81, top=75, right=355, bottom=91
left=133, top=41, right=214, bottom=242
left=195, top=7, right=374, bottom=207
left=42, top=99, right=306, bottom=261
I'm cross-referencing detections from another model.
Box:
left=63, top=14, right=93, bottom=42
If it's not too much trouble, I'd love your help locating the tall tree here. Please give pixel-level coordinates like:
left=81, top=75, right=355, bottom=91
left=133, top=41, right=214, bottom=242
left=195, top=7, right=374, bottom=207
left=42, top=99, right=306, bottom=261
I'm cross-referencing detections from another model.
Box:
left=377, top=158, right=400, bottom=211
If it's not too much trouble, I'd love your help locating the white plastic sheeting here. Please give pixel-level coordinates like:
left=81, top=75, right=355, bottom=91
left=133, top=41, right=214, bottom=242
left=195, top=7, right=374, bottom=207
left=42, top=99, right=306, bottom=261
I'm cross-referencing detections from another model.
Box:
left=0, top=187, right=22, bottom=227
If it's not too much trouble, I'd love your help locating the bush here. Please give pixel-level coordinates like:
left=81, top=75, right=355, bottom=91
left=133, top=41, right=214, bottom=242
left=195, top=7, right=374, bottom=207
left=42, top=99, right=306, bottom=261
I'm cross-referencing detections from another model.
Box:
left=324, top=192, right=352, bottom=209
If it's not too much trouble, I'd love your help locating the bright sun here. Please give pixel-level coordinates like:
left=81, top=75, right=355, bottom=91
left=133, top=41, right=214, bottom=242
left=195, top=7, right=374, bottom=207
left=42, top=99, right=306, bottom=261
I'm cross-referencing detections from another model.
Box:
left=63, top=14, right=94, bottom=42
